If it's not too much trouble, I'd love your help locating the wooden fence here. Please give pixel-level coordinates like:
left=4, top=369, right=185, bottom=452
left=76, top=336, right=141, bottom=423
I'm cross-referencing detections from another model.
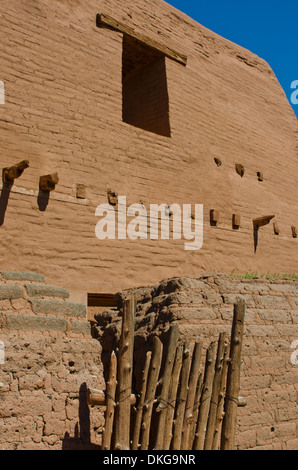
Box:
left=87, top=297, right=246, bottom=450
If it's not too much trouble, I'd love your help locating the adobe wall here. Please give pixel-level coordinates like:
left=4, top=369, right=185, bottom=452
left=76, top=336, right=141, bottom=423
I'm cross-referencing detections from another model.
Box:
left=98, top=274, right=298, bottom=450
left=0, top=271, right=297, bottom=450
left=0, top=0, right=297, bottom=296
left=0, top=270, right=104, bottom=450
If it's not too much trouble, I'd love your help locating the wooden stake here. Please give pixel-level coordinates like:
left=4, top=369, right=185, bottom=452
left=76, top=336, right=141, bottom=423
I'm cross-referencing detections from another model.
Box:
left=193, top=341, right=217, bottom=450
left=220, top=300, right=245, bottom=450
left=101, top=351, right=117, bottom=450
left=154, top=324, right=179, bottom=450
left=140, top=336, right=163, bottom=450
left=171, top=340, right=191, bottom=450
left=113, top=297, right=135, bottom=450
left=212, top=341, right=229, bottom=450
left=163, top=341, right=184, bottom=450
left=204, top=333, right=226, bottom=450
left=189, top=374, right=203, bottom=449
left=131, top=351, right=152, bottom=450
left=181, top=340, right=203, bottom=449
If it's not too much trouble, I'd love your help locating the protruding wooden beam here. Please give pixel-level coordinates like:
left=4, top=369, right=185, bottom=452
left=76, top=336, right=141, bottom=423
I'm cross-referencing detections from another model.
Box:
left=2, top=160, right=29, bottom=184
left=97, top=13, right=187, bottom=66
left=39, top=172, right=59, bottom=192
left=253, top=215, right=275, bottom=228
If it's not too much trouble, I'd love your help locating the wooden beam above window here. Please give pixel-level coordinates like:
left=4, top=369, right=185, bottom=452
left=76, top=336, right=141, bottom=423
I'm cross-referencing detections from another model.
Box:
left=96, top=13, right=187, bottom=66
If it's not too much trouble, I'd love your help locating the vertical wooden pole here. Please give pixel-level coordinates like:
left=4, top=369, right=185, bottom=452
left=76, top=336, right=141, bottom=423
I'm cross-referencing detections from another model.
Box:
left=171, top=340, right=191, bottom=450
left=181, top=340, right=203, bottom=449
left=163, top=341, right=184, bottom=450
left=193, top=341, right=217, bottom=450
left=212, top=341, right=229, bottom=450
left=101, top=351, right=117, bottom=450
left=131, top=351, right=152, bottom=450
left=189, top=373, right=203, bottom=449
left=154, top=324, right=179, bottom=450
left=220, top=300, right=245, bottom=450
left=204, top=333, right=226, bottom=449
left=114, top=297, right=135, bottom=450
left=140, top=336, right=163, bottom=450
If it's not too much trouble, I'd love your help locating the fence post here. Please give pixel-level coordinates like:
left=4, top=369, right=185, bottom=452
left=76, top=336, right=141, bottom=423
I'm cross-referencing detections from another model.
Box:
left=113, top=297, right=135, bottom=450
left=220, top=299, right=245, bottom=450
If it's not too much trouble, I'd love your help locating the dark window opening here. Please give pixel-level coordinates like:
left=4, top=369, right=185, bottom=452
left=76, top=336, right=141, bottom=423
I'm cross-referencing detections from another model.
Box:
left=88, top=293, right=117, bottom=308
left=122, top=35, right=171, bottom=137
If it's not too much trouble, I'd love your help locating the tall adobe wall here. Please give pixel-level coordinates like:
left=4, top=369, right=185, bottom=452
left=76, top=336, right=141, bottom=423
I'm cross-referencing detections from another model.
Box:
left=0, top=0, right=297, bottom=295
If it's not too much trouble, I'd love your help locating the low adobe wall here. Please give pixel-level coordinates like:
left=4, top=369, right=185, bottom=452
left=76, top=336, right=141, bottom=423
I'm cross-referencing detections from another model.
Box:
left=1, top=271, right=297, bottom=450
left=0, top=271, right=104, bottom=450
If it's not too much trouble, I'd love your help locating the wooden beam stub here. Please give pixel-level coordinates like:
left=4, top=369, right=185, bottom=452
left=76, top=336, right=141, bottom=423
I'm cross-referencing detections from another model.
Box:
left=2, top=160, right=29, bottom=184
left=253, top=215, right=275, bottom=228
left=96, top=13, right=187, bottom=66
left=39, top=172, right=59, bottom=192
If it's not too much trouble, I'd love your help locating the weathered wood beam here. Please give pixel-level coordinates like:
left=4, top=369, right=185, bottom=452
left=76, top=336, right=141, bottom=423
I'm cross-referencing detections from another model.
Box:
left=253, top=215, right=275, bottom=228
left=97, top=13, right=187, bottom=66
left=39, top=172, right=59, bottom=192
left=2, top=160, right=29, bottom=184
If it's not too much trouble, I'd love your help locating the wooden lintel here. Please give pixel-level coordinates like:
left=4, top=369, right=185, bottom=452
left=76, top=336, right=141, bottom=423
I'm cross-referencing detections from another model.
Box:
left=97, top=13, right=187, bottom=66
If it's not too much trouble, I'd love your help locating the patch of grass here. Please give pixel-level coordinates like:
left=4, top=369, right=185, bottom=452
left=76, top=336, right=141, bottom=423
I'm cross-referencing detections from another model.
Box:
left=228, top=269, right=298, bottom=280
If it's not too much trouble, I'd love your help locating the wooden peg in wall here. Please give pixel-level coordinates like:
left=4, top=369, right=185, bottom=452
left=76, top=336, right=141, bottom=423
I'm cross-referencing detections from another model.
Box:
left=235, top=163, right=245, bottom=177
left=2, top=160, right=29, bottom=184
left=210, top=209, right=219, bottom=226
left=76, top=183, right=86, bottom=199
left=39, top=172, right=59, bottom=192
left=232, top=213, right=241, bottom=228
left=273, top=222, right=280, bottom=235
left=107, top=189, right=118, bottom=206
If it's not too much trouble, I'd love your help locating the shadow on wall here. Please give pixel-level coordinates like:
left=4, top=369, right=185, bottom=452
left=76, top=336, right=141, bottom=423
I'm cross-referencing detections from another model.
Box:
left=0, top=183, right=12, bottom=226
left=62, top=383, right=101, bottom=450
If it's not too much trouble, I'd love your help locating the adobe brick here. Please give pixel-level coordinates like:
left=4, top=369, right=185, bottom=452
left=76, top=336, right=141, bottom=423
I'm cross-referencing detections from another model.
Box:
left=25, top=284, right=70, bottom=299
left=0, top=284, right=22, bottom=300
left=5, top=313, right=68, bottom=332
left=32, top=299, right=86, bottom=318
left=0, top=271, right=45, bottom=283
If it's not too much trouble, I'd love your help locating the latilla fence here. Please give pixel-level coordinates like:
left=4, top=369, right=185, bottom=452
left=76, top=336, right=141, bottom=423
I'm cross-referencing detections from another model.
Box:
left=88, top=297, right=245, bottom=450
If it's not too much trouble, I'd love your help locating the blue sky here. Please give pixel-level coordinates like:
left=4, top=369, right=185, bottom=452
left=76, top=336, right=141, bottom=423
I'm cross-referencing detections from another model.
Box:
left=166, top=0, right=298, bottom=119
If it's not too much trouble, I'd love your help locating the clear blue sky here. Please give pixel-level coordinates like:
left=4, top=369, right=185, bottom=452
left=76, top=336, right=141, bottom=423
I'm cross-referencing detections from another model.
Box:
left=166, top=0, right=298, bottom=119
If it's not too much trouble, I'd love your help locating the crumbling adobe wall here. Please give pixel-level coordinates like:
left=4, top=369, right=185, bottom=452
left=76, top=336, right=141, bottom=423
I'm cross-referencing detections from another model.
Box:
left=95, top=274, right=298, bottom=450
left=0, top=271, right=104, bottom=450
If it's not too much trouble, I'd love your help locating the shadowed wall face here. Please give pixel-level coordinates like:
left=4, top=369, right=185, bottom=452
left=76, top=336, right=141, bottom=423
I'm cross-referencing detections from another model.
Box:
left=122, top=35, right=171, bottom=136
